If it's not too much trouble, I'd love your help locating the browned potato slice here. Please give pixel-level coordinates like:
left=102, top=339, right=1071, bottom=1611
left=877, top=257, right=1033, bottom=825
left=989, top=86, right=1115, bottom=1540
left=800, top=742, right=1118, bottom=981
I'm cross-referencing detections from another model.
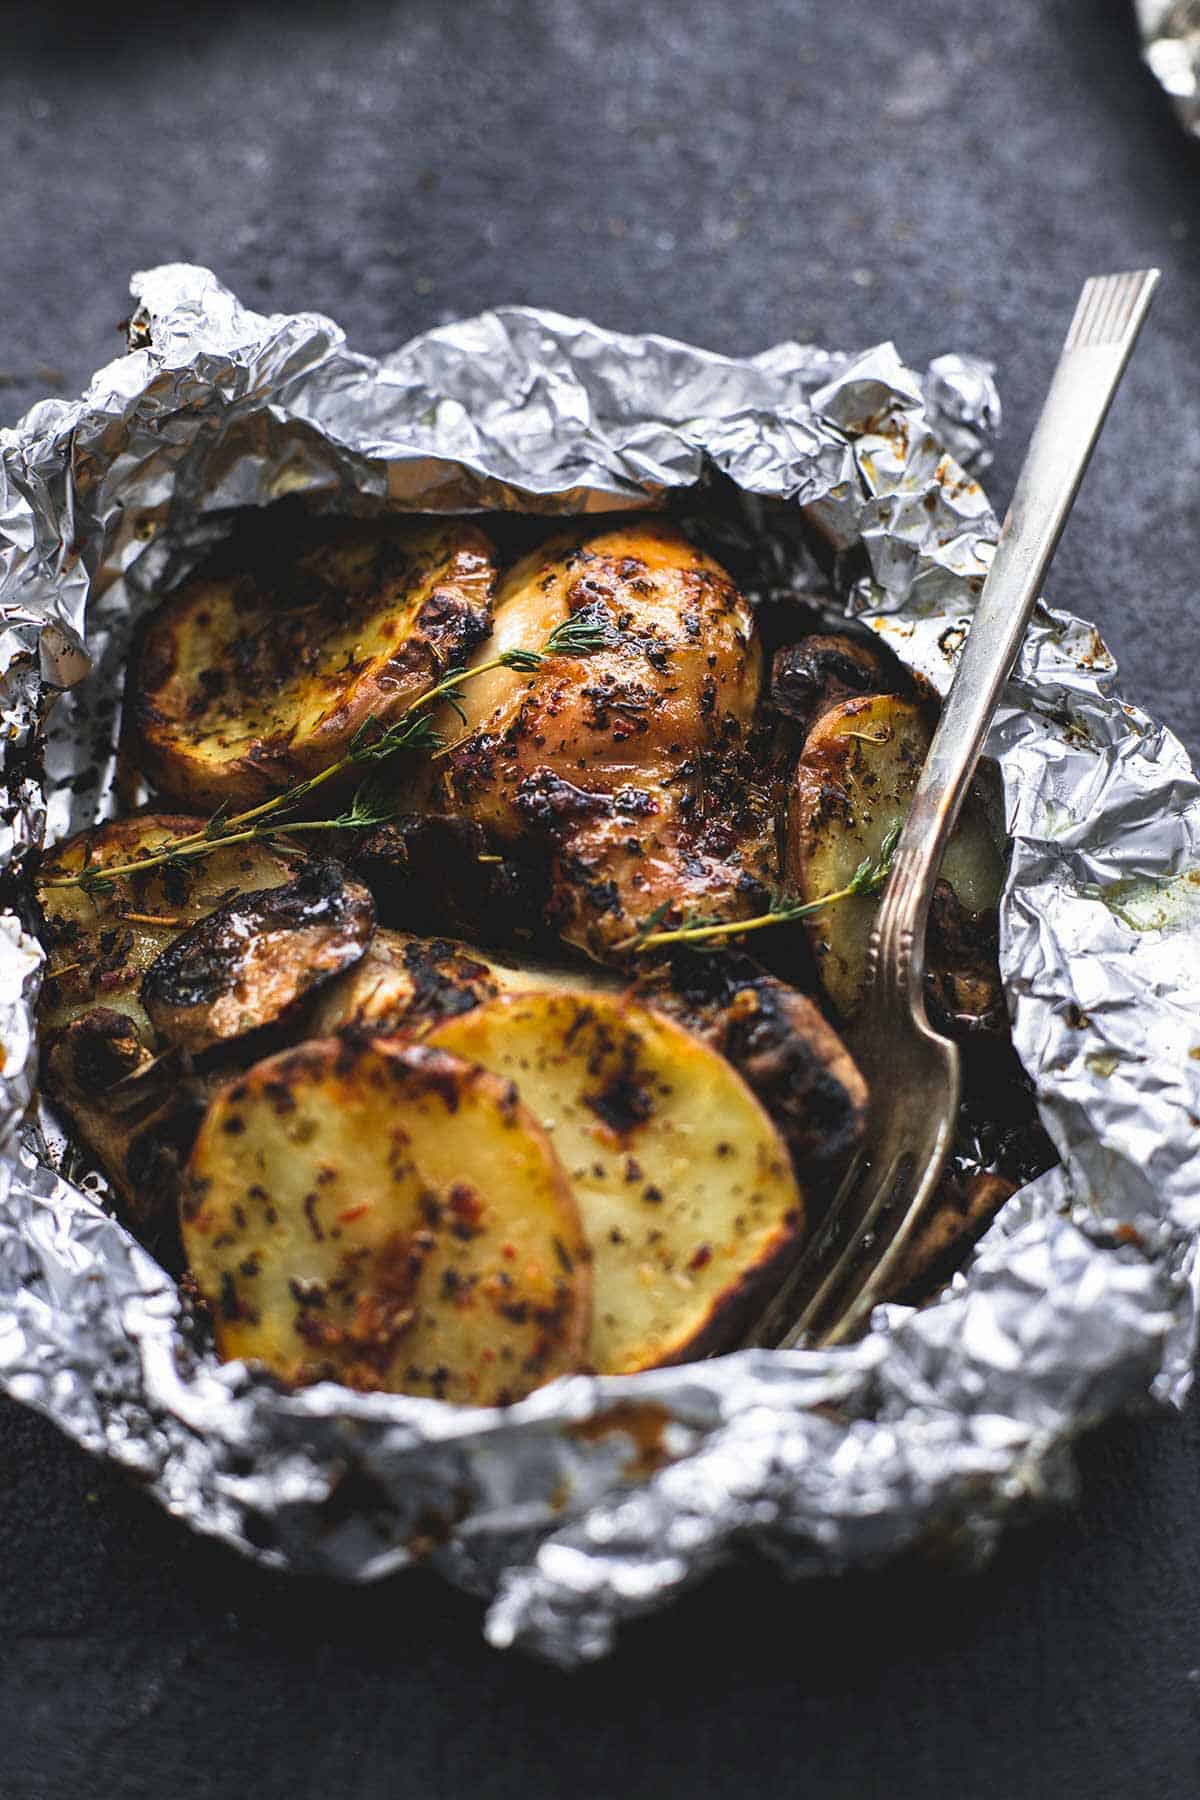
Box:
left=182, top=1038, right=590, bottom=1404
left=310, top=928, right=619, bottom=1039
left=37, top=816, right=298, bottom=1049
left=315, top=930, right=860, bottom=1199
left=141, top=861, right=375, bottom=1056
left=636, top=955, right=867, bottom=1196
left=421, top=991, right=804, bottom=1374
left=133, top=518, right=495, bottom=812
left=785, top=694, right=1003, bottom=1020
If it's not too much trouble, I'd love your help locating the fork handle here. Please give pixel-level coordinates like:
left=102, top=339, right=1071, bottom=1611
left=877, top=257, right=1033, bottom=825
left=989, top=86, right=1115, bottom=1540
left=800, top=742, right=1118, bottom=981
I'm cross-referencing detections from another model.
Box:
left=870, top=270, right=1161, bottom=1017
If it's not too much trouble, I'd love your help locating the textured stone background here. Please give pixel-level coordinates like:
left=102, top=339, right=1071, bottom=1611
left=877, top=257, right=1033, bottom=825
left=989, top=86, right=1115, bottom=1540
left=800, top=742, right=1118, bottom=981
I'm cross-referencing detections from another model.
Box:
left=3, top=2, right=1200, bottom=1795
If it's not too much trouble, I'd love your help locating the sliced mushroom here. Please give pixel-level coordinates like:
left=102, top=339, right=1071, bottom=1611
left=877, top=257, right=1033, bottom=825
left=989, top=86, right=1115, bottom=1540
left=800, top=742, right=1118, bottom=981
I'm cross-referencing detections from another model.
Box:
left=770, top=632, right=911, bottom=735
left=141, top=860, right=375, bottom=1056
left=42, top=1015, right=217, bottom=1264
left=36, top=816, right=299, bottom=1050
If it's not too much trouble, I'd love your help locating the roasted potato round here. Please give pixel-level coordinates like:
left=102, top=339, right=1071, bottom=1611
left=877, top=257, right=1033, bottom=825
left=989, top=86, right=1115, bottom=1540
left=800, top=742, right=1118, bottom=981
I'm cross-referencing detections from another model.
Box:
left=182, top=1037, right=591, bottom=1404
left=133, top=517, right=496, bottom=811
left=785, top=694, right=1003, bottom=1020
left=420, top=990, right=804, bottom=1375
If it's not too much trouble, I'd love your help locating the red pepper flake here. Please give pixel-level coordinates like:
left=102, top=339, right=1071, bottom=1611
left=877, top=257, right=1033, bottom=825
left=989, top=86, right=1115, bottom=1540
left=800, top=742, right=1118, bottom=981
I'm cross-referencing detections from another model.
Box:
left=339, top=1203, right=371, bottom=1225
left=687, top=1243, right=713, bottom=1272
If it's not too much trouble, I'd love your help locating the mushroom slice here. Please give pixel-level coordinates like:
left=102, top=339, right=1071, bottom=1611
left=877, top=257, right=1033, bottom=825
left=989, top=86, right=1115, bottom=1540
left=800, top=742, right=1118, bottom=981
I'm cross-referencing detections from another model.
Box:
left=182, top=1038, right=590, bottom=1404
left=310, top=928, right=619, bottom=1039
left=421, top=990, right=805, bottom=1375
left=770, top=632, right=911, bottom=735
left=42, top=1021, right=219, bottom=1261
left=37, top=816, right=299, bottom=1049
left=132, top=516, right=496, bottom=812
left=884, top=1171, right=1017, bottom=1303
left=141, top=860, right=375, bottom=1056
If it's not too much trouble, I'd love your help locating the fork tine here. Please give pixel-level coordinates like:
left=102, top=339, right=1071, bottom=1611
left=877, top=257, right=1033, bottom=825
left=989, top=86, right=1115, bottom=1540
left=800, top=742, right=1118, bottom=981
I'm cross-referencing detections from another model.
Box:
left=741, top=1148, right=867, bottom=1349
left=774, top=1086, right=955, bottom=1350
left=814, top=1126, right=954, bottom=1350
left=789, top=1148, right=917, bottom=1348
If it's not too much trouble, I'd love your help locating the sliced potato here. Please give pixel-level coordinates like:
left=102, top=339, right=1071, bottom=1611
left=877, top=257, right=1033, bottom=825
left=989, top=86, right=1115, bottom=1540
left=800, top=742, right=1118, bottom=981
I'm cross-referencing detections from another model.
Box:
left=133, top=517, right=495, bottom=812
left=420, top=990, right=804, bottom=1374
left=37, top=816, right=299, bottom=1049
left=141, top=860, right=375, bottom=1056
left=785, top=694, right=1003, bottom=1020
left=314, top=930, right=857, bottom=1201
left=636, top=953, right=867, bottom=1195
left=182, top=1038, right=590, bottom=1404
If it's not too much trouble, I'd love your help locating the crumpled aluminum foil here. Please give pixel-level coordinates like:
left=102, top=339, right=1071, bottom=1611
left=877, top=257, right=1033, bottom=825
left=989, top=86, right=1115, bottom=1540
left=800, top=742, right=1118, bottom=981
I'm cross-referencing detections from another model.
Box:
left=2, top=265, right=1198, bottom=1668
left=1137, top=0, right=1200, bottom=133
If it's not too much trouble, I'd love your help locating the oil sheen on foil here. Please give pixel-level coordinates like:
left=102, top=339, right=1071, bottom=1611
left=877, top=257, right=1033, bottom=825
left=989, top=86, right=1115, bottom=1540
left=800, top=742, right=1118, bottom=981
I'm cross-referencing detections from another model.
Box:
left=1, top=265, right=1198, bottom=1668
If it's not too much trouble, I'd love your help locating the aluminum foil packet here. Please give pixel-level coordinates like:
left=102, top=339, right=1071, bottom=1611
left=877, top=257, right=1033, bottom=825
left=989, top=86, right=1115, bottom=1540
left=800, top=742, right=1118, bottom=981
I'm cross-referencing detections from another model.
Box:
left=2, top=265, right=1198, bottom=1668
left=1138, top=0, right=1200, bottom=133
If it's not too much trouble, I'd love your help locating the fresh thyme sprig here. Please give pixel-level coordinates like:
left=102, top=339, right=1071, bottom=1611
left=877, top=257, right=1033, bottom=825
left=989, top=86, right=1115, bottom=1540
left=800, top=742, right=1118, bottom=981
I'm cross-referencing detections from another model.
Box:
left=617, top=822, right=903, bottom=953
left=540, top=614, right=615, bottom=658
left=64, top=783, right=407, bottom=899
left=40, top=613, right=611, bottom=894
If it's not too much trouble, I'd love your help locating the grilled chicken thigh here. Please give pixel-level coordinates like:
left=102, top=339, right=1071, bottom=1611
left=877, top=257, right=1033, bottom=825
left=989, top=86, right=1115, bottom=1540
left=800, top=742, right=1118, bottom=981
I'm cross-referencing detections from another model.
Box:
left=432, top=519, right=777, bottom=960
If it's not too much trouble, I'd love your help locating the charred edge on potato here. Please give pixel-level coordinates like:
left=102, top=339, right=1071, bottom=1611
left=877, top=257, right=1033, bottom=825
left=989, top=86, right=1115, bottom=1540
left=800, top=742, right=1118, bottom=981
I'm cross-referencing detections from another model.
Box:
left=133, top=518, right=496, bottom=811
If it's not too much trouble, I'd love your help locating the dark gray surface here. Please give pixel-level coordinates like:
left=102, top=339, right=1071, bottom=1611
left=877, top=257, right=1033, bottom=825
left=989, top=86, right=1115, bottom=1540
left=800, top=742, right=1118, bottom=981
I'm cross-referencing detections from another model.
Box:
left=3, top=2, right=1200, bottom=1796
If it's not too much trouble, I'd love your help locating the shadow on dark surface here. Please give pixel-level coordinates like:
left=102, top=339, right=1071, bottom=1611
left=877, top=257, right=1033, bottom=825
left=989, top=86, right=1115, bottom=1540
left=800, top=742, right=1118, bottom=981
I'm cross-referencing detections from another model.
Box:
left=2, top=1386, right=1198, bottom=1799
left=3, top=0, right=402, bottom=66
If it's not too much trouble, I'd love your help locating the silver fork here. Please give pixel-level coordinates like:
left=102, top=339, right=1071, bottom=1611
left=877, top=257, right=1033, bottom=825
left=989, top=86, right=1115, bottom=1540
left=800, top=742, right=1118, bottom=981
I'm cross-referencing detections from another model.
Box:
left=748, top=268, right=1161, bottom=1353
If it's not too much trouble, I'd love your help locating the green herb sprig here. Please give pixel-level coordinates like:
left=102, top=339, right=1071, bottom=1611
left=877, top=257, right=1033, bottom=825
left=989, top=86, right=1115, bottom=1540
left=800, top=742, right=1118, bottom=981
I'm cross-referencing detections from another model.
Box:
left=42, top=614, right=611, bottom=895
left=617, top=822, right=903, bottom=953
